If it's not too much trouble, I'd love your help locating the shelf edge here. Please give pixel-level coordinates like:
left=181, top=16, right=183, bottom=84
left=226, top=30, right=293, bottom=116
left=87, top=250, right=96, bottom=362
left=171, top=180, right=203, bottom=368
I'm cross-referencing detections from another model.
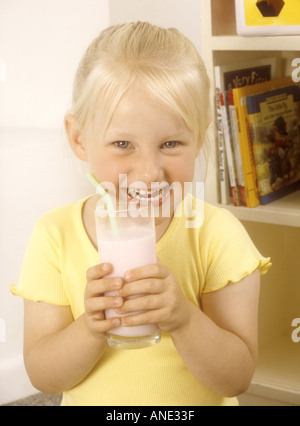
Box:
left=214, top=203, right=300, bottom=228
left=211, top=35, right=300, bottom=51
left=248, top=379, right=300, bottom=406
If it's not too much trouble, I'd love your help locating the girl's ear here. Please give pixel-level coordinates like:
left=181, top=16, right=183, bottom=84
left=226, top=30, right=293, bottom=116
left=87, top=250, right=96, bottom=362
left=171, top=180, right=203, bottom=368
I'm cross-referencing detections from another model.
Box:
left=64, top=115, right=88, bottom=161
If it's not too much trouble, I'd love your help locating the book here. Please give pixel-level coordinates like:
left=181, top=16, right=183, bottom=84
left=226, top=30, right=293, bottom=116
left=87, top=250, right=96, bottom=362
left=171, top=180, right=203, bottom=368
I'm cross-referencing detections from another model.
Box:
left=247, top=84, right=300, bottom=205
left=215, top=87, right=229, bottom=204
left=235, top=0, right=300, bottom=36
left=227, top=91, right=246, bottom=206
left=218, top=91, right=240, bottom=206
left=232, top=76, right=293, bottom=207
left=214, top=57, right=276, bottom=94
left=214, top=57, right=276, bottom=206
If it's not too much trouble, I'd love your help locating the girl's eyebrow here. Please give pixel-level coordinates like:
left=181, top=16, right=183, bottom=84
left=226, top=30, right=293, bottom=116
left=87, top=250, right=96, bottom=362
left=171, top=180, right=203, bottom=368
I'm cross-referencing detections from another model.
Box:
left=106, top=129, right=190, bottom=141
left=105, top=129, right=136, bottom=140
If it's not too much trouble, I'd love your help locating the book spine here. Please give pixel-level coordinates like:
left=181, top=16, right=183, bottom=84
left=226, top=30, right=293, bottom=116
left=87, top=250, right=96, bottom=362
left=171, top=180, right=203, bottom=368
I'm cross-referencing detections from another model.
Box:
left=215, top=88, right=228, bottom=204
left=227, top=91, right=246, bottom=206
left=247, top=108, right=270, bottom=200
left=233, top=89, right=260, bottom=207
left=219, top=92, right=240, bottom=206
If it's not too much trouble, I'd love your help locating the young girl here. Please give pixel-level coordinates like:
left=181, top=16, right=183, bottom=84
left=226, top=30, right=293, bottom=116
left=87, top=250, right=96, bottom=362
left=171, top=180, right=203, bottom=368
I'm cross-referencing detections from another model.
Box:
left=11, top=22, right=271, bottom=406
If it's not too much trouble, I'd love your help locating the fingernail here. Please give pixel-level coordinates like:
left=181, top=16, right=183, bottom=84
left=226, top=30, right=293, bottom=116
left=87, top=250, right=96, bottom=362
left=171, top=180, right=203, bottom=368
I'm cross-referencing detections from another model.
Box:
left=124, top=271, right=131, bottom=281
left=113, top=278, right=122, bottom=289
left=113, top=297, right=123, bottom=307
left=103, top=263, right=110, bottom=272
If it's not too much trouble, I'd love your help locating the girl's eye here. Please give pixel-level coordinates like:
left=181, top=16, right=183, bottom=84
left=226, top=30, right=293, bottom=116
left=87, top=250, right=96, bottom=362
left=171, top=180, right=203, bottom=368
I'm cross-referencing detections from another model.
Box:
left=114, top=141, right=133, bottom=149
left=163, top=141, right=179, bottom=149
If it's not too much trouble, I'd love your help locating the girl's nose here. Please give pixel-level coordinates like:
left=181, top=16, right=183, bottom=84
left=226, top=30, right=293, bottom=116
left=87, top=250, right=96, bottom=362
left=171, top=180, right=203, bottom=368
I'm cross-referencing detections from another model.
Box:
left=134, top=151, right=164, bottom=184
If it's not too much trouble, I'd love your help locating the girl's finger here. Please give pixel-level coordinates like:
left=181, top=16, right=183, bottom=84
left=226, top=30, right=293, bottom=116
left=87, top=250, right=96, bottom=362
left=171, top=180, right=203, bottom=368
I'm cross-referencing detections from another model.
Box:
left=115, top=293, right=164, bottom=314
left=120, top=310, right=161, bottom=327
left=86, top=263, right=113, bottom=281
left=117, top=278, right=165, bottom=298
left=86, top=277, right=124, bottom=297
left=124, top=263, right=168, bottom=282
left=91, top=316, right=122, bottom=334
left=86, top=295, right=124, bottom=314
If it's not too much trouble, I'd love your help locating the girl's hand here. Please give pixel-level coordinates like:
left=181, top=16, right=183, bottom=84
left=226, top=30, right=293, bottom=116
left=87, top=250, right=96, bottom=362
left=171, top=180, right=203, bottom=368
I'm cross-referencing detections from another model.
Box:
left=84, top=263, right=124, bottom=339
left=115, top=263, right=192, bottom=334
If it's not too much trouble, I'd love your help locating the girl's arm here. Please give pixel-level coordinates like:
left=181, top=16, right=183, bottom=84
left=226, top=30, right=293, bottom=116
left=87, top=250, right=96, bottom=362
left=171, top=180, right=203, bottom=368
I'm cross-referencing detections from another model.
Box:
left=23, top=263, right=122, bottom=394
left=171, top=269, right=260, bottom=397
left=23, top=302, right=105, bottom=394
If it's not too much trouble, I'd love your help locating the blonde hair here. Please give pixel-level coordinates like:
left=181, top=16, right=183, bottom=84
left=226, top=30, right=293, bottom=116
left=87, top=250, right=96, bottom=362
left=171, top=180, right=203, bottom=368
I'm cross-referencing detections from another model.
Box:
left=67, top=21, right=211, bottom=146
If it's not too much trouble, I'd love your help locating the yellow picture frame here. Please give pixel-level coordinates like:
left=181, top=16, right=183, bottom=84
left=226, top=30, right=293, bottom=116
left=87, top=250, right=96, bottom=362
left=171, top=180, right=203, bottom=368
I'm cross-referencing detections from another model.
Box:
left=245, top=0, right=300, bottom=27
left=235, top=0, right=300, bottom=35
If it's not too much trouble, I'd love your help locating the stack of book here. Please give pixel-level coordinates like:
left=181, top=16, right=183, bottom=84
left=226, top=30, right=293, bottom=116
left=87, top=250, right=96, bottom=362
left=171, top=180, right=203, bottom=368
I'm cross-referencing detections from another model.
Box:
left=215, top=58, right=300, bottom=207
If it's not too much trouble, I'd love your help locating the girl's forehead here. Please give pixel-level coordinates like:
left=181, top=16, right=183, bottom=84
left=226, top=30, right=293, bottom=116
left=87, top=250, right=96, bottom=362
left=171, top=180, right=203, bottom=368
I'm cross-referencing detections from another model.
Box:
left=107, top=96, right=191, bottom=138
left=91, top=79, right=196, bottom=142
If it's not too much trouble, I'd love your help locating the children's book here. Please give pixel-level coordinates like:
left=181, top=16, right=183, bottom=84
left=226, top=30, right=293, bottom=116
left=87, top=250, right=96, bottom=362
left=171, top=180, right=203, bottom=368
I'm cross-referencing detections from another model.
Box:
left=218, top=91, right=240, bottom=206
left=214, top=57, right=277, bottom=94
left=214, top=58, right=276, bottom=205
left=247, top=84, right=300, bottom=205
left=232, top=76, right=293, bottom=207
left=215, top=87, right=229, bottom=205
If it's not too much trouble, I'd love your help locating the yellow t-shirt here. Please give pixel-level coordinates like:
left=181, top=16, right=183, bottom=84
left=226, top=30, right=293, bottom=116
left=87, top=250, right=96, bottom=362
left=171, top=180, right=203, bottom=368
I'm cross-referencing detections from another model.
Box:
left=11, top=195, right=271, bottom=406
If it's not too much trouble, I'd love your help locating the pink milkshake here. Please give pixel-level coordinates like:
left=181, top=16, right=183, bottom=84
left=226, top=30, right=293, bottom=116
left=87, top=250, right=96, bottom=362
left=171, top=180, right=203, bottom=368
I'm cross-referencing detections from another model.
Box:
left=95, top=202, right=161, bottom=349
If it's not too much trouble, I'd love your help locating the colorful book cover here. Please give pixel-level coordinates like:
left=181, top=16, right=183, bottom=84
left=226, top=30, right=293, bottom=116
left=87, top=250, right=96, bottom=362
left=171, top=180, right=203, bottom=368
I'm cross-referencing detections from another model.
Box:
left=247, top=84, right=300, bottom=204
left=232, top=76, right=293, bottom=207
left=215, top=58, right=276, bottom=94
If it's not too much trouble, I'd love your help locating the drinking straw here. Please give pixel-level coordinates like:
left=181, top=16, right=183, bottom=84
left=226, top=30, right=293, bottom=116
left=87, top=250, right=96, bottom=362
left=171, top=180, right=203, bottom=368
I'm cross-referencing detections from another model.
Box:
left=86, top=172, right=118, bottom=235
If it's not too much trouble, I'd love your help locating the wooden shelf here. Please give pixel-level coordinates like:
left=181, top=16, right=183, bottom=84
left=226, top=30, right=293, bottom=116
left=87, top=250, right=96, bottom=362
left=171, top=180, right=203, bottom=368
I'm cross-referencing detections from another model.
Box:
left=250, top=336, right=300, bottom=405
left=211, top=35, right=300, bottom=51
left=219, top=190, right=300, bottom=228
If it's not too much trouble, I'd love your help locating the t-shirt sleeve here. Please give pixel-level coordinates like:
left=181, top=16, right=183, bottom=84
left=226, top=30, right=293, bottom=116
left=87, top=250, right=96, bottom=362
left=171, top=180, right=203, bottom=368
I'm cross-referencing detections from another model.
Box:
left=10, top=220, right=69, bottom=305
left=202, top=208, right=271, bottom=293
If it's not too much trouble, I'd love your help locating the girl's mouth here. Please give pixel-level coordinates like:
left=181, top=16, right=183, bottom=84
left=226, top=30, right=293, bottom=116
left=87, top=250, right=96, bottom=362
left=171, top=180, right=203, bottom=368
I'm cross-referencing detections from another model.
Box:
left=125, top=185, right=171, bottom=207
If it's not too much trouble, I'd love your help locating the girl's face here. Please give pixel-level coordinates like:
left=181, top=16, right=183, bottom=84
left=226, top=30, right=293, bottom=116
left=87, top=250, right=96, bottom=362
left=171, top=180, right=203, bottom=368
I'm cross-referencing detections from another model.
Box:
left=83, top=85, right=201, bottom=227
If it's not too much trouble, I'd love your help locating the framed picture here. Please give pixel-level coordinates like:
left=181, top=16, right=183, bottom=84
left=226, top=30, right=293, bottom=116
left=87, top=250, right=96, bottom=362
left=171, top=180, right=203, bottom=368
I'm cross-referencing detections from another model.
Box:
left=235, top=0, right=300, bottom=36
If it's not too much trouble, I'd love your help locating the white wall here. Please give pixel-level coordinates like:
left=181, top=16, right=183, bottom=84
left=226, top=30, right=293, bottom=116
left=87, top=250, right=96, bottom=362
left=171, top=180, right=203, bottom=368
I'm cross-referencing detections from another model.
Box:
left=0, top=0, right=203, bottom=405
left=109, top=0, right=202, bottom=53
left=0, top=0, right=110, bottom=128
left=0, top=0, right=110, bottom=405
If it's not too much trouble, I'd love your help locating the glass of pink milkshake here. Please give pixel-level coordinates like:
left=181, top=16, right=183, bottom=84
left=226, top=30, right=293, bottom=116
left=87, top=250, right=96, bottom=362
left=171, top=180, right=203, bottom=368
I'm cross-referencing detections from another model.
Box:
left=95, top=200, right=161, bottom=349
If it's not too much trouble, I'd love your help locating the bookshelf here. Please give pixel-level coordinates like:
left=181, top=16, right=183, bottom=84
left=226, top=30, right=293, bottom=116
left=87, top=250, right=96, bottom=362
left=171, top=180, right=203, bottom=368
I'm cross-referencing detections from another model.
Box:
left=200, top=0, right=300, bottom=405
